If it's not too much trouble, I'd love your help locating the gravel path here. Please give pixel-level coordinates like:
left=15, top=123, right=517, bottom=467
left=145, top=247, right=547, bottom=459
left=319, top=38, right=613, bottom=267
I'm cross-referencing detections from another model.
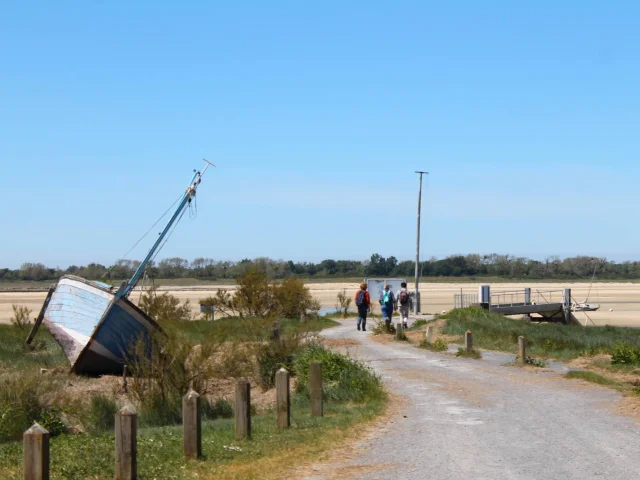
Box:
left=304, top=318, right=640, bottom=480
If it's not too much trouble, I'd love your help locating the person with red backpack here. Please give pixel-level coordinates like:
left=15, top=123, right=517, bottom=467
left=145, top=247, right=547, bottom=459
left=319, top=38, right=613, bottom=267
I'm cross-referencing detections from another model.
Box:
left=396, top=281, right=413, bottom=329
left=354, top=283, right=371, bottom=331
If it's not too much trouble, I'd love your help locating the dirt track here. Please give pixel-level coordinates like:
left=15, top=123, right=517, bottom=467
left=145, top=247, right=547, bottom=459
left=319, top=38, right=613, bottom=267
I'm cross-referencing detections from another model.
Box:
left=1, top=281, right=639, bottom=327
left=300, top=319, right=640, bottom=479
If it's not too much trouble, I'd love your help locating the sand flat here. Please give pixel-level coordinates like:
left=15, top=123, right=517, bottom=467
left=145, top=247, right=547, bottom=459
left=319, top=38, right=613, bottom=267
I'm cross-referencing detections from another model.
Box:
left=1, top=281, right=638, bottom=327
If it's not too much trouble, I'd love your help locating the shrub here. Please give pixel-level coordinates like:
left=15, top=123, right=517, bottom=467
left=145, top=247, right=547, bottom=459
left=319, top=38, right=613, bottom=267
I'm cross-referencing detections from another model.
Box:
left=127, top=330, right=224, bottom=426
left=256, top=327, right=311, bottom=388
left=38, top=408, right=66, bottom=437
left=524, top=357, right=547, bottom=368
left=611, top=344, right=640, bottom=365
left=139, top=286, right=192, bottom=323
left=85, top=395, right=117, bottom=434
left=293, top=343, right=384, bottom=403
left=0, top=373, right=67, bottom=442
left=139, top=391, right=182, bottom=427
left=372, top=320, right=395, bottom=335
left=202, top=397, right=233, bottom=420
left=208, top=267, right=320, bottom=319
left=10, top=305, right=32, bottom=331
left=336, top=290, right=352, bottom=318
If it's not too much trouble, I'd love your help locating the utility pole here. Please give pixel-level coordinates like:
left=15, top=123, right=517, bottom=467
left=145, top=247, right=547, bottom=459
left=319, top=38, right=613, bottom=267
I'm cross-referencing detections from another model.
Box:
left=415, top=171, right=428, bottom=314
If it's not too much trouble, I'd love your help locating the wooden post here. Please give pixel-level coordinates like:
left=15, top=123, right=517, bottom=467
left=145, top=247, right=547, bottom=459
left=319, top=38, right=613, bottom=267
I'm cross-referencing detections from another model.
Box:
left=524, top=288, right=531, bottom=305
left=425, top=325, right=434, bottom=344
left=272, top=321, right=280, bottom=341
left=122, top=365, right=128, bottom=393
left=465, top=330, right=473, bottom=352
left=563, top=288, right=572, bottom=324
left=234, top=380, right=251, bottom=440
left=183, top=390, right=201, bottom=459
left=24, top=423, right=49, bottom=480
left=310, top=362, right=323, bottom=417
left=275, top=368, right=290, bottom=429
left=115, top=407, right=137, bottom=480
left=395, top=323, right=404, bottom=340
left=518, top=336, right=526, bottom=366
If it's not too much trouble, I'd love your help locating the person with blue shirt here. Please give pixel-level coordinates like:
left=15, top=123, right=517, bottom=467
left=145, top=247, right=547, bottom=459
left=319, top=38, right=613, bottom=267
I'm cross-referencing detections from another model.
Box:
left=379, top=284, right=395, bottom=330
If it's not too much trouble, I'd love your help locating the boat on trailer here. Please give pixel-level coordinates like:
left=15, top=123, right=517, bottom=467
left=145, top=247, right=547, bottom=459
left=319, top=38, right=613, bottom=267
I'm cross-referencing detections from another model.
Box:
left=27, top=160, right=214, bottom=375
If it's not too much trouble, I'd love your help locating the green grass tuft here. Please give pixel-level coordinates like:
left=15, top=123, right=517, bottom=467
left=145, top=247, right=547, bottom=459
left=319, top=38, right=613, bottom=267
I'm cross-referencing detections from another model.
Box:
left=564, top=370, right=621, bottom=387
left=455, top=347, right=483, bottom=359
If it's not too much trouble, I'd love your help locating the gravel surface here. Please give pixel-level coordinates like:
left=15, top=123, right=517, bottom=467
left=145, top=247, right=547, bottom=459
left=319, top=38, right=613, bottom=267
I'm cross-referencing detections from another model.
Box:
left=304, top=318, right=640, bottom=480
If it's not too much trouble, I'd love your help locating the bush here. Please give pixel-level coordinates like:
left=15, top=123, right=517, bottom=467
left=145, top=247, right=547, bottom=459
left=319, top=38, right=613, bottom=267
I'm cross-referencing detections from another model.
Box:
left=0, top=373, right=67, bottom=442
left=139, top=286, right=192, bottom=323
left=127, top=330, right=224, bottom=426
left=10, top=305, right=32, bottom=331
left=524, top=357, right=547, bottom=368
left=372, top=320, right=395, bottom=335
left=293, top=343, right=384, bottom=403
left=420, top=337, right=448, bottom=352
left=38, top=408, right=66, bottom=437
left=611, top=344, right=640, bottom=365
left=336, top=290, right=352, bottom=318
left=202, top=398, right=233, bottom=420
left=139, top=391, right=182, bottom=427
left=85, top=395, right=117, bottom=434
left=208, top=268, right=320, bottom=319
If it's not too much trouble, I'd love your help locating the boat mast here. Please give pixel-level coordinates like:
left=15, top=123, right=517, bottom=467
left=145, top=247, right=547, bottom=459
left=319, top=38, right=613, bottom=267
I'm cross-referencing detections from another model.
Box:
left=115, top=160, right=215, bottom=299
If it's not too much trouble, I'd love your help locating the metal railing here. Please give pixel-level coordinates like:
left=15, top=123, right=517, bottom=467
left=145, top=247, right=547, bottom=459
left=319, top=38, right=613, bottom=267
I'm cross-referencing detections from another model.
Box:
left=490, top=289, right=564, bottom=307
left=453, top=293, right=479, bottom=309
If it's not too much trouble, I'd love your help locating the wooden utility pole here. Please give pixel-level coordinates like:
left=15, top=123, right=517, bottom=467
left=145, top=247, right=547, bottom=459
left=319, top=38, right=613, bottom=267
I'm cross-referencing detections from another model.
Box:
left=415, top=171, right=428, bottom=314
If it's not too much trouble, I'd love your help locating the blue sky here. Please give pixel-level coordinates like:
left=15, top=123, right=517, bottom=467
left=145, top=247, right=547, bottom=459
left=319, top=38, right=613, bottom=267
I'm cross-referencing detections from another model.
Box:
left=1, top=1, right=639, bottom=269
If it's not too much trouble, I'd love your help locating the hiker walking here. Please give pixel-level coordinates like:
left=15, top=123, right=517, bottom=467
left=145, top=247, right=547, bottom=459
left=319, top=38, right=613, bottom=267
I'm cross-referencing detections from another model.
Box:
left=396, top=281, right=413, bottom=329
left=379, top=284, right=395, bottom=330
left=354, top=283, right=371, bottom=331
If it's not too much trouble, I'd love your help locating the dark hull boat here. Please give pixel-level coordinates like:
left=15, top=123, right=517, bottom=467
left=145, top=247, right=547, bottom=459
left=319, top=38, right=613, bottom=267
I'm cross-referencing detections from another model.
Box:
left=28, top=160, right=214, bottom=375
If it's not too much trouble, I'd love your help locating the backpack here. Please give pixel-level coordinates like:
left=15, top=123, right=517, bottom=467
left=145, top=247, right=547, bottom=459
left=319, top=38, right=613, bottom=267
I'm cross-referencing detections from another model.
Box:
left=356, top=290, right=366, bottom=307
left=382, top=291, right=391, bottom=305
left=399, top=290, right=409, bottom=306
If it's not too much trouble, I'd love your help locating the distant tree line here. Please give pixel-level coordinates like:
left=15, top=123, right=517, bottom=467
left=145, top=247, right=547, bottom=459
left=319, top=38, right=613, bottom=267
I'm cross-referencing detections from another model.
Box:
left=2, top=254, right=640, bottom=282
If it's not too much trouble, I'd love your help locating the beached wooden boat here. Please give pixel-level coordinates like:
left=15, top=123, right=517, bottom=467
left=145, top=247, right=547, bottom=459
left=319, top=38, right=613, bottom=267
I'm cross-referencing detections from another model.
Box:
left=28, top=160, right=214, bottom=375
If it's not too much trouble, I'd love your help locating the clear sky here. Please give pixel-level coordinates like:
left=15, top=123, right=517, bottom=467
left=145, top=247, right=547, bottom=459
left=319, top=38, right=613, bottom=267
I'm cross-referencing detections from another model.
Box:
left=1, top=1, right=639, bottom=269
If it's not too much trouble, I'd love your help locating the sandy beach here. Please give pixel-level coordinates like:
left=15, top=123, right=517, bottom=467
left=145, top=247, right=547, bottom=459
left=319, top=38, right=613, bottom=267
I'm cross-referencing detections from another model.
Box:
left=1, top=281, right=639, bottom=328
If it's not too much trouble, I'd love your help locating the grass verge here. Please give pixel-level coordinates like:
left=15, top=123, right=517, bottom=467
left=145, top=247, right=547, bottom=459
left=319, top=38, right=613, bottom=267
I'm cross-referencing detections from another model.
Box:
left=442, top=307, right=640, bottom=360
left=0, top=399, right=385, bottom=479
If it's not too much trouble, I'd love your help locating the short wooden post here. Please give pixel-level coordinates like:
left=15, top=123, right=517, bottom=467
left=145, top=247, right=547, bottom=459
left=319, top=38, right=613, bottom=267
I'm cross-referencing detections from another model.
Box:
left=24, top=423, right=49, bottom=480
left=235, top=379, right=251, bottom=440
left=183, top=390, right=201, bottom=459
left=122, top=365, right=128, bottom=393
left=272, top=321, right=280, bottom=341
left=275, top=368, right=290, bottom=428
left=395, top=323, right=404, bottom=340
left=465, top=330, right=473, bottom=352
left=563, top=288, right=572, bottom=324
left=518, top=336, right=526, bottom=366
left=115, top=407, right=137, bottom=480
left=310, top=362, right=323, bottom=417
left=425, top=325, right=434, bottom=344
